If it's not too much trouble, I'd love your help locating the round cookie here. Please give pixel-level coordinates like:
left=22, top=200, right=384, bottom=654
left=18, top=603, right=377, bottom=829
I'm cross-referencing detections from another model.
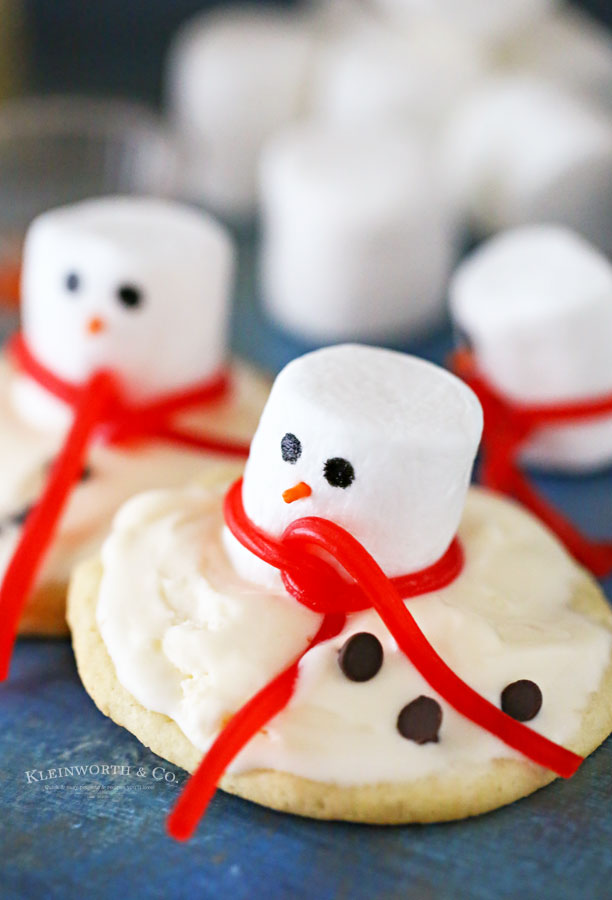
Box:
left=68, top=346, right=612, bottom=828
left=68, top=479, right=612, bottom=824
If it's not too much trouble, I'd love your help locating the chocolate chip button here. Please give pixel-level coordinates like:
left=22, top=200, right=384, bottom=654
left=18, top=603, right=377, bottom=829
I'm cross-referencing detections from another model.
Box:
left=501, top=680, right=542, bottom=722
left=338, top=632, right=383, bottom=682
left=397, top=696, right=442, bottom=744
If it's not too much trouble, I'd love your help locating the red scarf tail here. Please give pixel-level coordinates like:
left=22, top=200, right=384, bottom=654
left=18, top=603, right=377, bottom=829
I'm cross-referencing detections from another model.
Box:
left=167, top=480, right=581, bottom=840
left=167, top=612, right=345, bottom=841
left=0, top=372, right=119, bottom=679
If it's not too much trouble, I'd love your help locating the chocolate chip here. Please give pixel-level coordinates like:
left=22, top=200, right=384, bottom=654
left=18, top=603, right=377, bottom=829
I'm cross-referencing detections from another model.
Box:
left=501, top=680, right=542, bottom=722
left=338, top=632, right=383, bottom=682
left=281, top=433, right=302, bottom=464
left=397, top=696, right=442, bottom=744
left=324, top=457, right=355, bottom=489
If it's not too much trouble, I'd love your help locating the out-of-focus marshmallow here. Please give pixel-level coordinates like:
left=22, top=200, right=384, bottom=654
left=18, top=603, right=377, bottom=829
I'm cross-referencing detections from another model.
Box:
left=226, top=344, right=482, bottom=584
left=441, top=77, right=612, bottom=255
left=19, top=196, right=233, bottom=425
left=449, top=226, right=612, bottom=471
left=311, top=22, right=485, bottom=132
left=370, top=0, right=556, bottom=44
left=166, top=6, right=315, bottom=220
left=259, top=123, right=457, bottom=343
left=503, top=8, right=612, bottom=111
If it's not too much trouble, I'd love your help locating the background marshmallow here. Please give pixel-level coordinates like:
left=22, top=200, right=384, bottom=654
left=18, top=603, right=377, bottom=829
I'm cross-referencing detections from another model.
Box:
left=228, top=344, right=482, bottom=584
left=369, top=0, right=556, bottom=44
left=21, top=196, right=233, bottom=406
left=441, top=77, right=612, bottom=255
left=259, top=123, right=457, bottom=343
left=166, top=6, right=315, bottom=220
left=449, top=226, right=612, bottom=471
left=311, top=21, right=485, bottom=133
left=501, top=8, right=612, bottom=111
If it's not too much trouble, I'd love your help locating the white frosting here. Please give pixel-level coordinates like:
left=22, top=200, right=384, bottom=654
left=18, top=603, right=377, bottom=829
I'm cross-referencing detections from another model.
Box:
left=229, top=345, right=482, bottom=584
left=259, top=124, right=457, bottom=342
left=97, top=482, right=611, bottom=785
left=21, top=196, right=234, bottom=418
left=0, top=356, right=264, bottom=588
left=440, top=76, right=612, bottom=255
left=166, top=6, right=315, bottom=219
left=449, top=226, right=612, bottom=470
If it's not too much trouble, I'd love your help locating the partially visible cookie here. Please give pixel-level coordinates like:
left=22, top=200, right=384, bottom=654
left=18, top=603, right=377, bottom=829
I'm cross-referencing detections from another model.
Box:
left=3, top=357, right=269, bottom=636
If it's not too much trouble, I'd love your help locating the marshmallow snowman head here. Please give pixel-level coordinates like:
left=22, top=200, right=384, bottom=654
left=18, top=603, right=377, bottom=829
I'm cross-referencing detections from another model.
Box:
left=450, top=225, right=612, bottom=403
left=21, top=196, right=234, bottom=403
left=230, top=345, right=482, bottom=583
left=449, top=226, right=612, bottom=470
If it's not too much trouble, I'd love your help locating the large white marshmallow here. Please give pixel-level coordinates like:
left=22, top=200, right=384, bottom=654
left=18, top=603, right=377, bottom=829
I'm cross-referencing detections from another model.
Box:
left=503, top=8, right=612, bottom=111
left=259, top=123, right=457, bottom=342
left=19, top=196, right=233, bottom=425
left=311, top=21, right=485, bottom=132
left=166, top=6, right=315, bottom=220
left=370, top=0, right=556, bottom=44
left=441, top=77, right=612, bottom=255
left=449, top=226, right=612, bottom=471
left=226, top=344, right=483, bottom=585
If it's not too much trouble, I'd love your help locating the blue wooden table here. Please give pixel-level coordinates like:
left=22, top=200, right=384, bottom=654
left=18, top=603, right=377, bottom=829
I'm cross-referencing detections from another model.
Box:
left=2, top=231, right=612, bottom=899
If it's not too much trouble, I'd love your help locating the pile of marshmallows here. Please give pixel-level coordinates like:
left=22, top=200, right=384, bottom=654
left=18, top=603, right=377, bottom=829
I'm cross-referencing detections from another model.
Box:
left=166, top=0, right=612, bottom=344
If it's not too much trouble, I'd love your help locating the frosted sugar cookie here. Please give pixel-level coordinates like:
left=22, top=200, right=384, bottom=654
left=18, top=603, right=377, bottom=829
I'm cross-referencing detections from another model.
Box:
left=69, top=346, right=612, bottom=837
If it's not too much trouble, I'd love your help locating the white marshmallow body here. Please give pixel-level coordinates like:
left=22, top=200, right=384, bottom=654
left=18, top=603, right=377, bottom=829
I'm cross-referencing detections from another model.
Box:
left=167, top=7, right=314, bottom=219
left=260, top=125, right=456, bottom=342
left=311, top=23, right=485, bottom=132
left=370, top=0, right=555, bottom=43
left=503, top=9, right=612, bottom=111
left=19, top=196, right=233, bottom=427
left=226, top=344, right=482, bottom=585
left=441, top=77, right=612, bottom=255
left=449, top=226, right=612, bottom=471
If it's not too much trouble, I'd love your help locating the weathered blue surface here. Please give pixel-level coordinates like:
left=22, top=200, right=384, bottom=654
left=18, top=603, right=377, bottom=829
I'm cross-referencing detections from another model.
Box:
left=2, top=231, right=612, bottom=899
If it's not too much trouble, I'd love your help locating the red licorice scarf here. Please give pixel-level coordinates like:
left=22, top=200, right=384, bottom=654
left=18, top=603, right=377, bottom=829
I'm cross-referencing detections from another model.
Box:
left=167, top=477, right=582, bottom=841
left=0, top=334, right=251, bottom=679
left=452, top=349, right=612, bottom=578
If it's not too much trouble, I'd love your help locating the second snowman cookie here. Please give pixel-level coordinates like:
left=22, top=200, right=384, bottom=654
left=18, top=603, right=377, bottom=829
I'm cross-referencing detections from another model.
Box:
left=0, top=196, right=269, bottom=640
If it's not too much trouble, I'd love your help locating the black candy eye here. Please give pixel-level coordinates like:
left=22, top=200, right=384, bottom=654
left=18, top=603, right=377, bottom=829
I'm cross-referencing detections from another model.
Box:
left=117, top=284, right=144, bottom=309
left=324, top=457, right=355, bottom=489
left=281, top=433, right=302, bottom=464
left=65, top=272, right=80, bottom=292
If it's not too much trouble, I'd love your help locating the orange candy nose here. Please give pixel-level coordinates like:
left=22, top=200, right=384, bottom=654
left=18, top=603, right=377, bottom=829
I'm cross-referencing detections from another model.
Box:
left=86, top=317, right=106, bottom=335
left=282, top=482, right=312, bottom=504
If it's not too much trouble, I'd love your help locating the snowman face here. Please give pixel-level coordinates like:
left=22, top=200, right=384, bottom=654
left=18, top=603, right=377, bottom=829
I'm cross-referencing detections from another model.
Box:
left=240, top=345, right=482, bottom=577
left=21, top=197, right=233, bottom=401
